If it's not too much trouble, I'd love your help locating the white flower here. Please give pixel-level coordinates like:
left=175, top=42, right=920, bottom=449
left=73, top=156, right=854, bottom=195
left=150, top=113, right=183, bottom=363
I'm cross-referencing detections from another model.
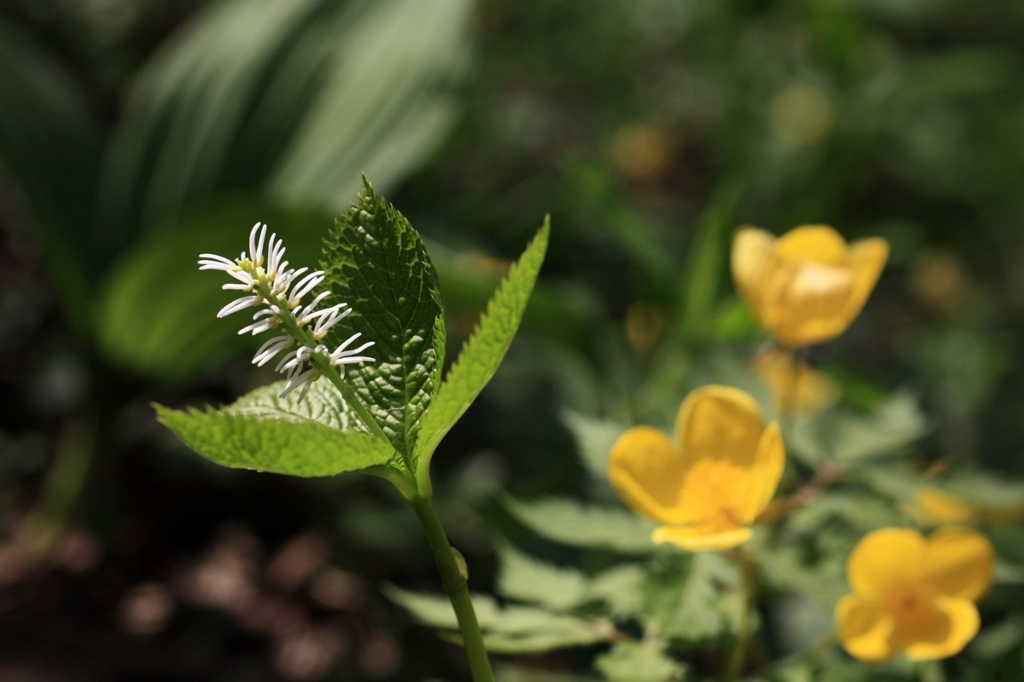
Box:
left=199, top=222, right=374, bottom=401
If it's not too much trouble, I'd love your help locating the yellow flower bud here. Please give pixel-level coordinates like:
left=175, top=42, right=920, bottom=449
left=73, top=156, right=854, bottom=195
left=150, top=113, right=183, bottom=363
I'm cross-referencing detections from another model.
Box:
left=607, top=386, right=785, bottom=551
left=752, top=349, right=839, bottom=416
left=731, top=225, right=889, bottom=348
left=836, top=527, right=993, bottom=663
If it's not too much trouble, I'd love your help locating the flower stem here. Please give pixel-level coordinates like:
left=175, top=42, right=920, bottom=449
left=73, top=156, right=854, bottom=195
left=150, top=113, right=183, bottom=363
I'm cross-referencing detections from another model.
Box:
left=723, top=548, right=757, bottom=682
left=410, top=496, right=495, bottom=682
left=23, top=416, right=95, bottom=558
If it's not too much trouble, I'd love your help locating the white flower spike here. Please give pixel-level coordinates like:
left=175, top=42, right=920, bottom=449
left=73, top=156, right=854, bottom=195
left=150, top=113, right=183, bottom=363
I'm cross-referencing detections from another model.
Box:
left=199, top=222, right=375, bottom=401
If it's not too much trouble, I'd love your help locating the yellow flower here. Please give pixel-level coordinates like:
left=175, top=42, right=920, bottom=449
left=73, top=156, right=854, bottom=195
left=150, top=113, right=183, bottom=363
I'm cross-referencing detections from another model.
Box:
left=905, top=486, right=1024, bottom=526
left=905, top=487, right=980, bottom=526
left=836, top=527, right=994, bottom=663
left=608, top=385, right=785, bottom=551
left=731, top=225, right=889, bottom=347
left=753, top=348, right=839, bottom=416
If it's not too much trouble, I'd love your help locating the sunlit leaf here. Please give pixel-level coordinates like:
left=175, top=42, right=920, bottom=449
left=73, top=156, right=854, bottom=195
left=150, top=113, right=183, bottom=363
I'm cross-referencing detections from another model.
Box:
left=416, top=220, right=549, bottom=470
left=320, top=180, right=444, bottom=463
left=155, top=380, right=398, bottom=477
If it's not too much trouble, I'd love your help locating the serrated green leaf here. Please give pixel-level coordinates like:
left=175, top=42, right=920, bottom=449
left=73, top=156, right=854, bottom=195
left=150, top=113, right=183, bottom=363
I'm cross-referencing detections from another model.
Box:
left=595, top=643, right=686, bottom=682
left=320, top=180, right=444, bottom=464
left=497, top=543, right=644, bottom=617
left=759, top=542, right=850, bottom=612
left=497, top=544, right=590, bottom=611
left=643, top=553, right=742, bottom=642
left=790, top=390, right=928, bottom=465
left=155, top=380, right=398, bottom=477
left=416, top=220, right=550, bottom=469
left=385, top=585, right=609, bottom=654
left=502, top=496, right=658, bottom=554
left=561, top=410, right=626, bottom=479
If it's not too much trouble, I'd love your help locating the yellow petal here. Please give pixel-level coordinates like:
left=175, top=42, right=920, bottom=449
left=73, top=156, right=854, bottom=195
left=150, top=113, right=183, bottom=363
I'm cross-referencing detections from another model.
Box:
left=608, top=426, right=688, bottom=524
left=736, top=421, right=785, bottom=524
left=902, top=595, right=980, bottom=661
left=922, top=526, right=994, bottom=601
left=848, top=528, right=927, bottom=600
left=761, top=260, right=855, bottom=347
left=731, top=227, right=777, bottom=322
left=651, top=524, right=753, bottom=551
left=675, top=385, right=765, bottom=469
left=776, top=225, right=849, bottom=265
left=835, top=594, right=897, bottom=663
left=836, top=237, right=889, bottom=332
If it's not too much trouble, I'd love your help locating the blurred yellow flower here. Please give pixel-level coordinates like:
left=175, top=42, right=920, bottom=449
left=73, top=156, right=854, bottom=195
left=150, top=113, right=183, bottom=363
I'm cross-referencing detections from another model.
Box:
left=731, top=225, right=889, bottom=348
left=753, top=348, right=839, bottom=416
left=836, top=527, right=993, bottom=664
left=906, top=486, right=1024, bottom=526
left=905, top=487, right=980, bottom=526
left=608, top=385, right=785, bottom=551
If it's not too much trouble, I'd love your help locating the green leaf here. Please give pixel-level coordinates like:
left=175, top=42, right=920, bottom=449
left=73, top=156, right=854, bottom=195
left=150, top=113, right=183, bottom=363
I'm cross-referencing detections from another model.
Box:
left=678, top=180, right=743, bottom=347
left=595, top=643, right=686, bottom=682
left=759, top=541, right=850, bottom=612
left=385, top=585, right=609, bottom=654
left=502, top=496, right=658, bottom=554
left=155, top=380, right=398, bottom=477
left=416, top=220, right=550, bottom=468
left=643, top=553, right=742, bottom=642
left=95, top=0, right=470, bottom=254
left=561, top=410, right=626, bottom=480
left=789, top=390, right=928, bottom=465
left=0, top=17, right=102, bottom=331
left=496, top=543, right=644, bottom=616
left=94, top=200, right=326, bottom=382
left=320, top=179, right=444, bottom=464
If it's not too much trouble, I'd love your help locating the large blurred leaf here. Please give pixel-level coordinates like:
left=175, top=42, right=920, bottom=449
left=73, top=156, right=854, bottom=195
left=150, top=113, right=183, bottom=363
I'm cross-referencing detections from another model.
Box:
left=155, top=379, right=398, bottom=477
left=385, top=586, right=610, bottom=654
left=320, top=180, right=444, bottom=464
left=95, top=0, right=470, bottom=260
left=93, top=200, right=326, bottom=381
left=0, top=17, right=103, bottom=328
left=268, top=0, right=472, bottom=211
left=502, top=496, right=658, bottom=554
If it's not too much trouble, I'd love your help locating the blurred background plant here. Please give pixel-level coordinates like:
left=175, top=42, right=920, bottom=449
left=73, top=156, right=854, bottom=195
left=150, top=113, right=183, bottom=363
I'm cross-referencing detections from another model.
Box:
left=5, top=0, right=1024, bottom=680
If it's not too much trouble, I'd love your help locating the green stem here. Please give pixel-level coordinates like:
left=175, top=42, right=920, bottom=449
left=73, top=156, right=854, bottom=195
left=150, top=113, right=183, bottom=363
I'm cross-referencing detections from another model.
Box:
left=23, top=416, right=95, bottom=558
left=723, top=548, right=757, bottom=682
left=410, top=496, right=495, bottom=682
